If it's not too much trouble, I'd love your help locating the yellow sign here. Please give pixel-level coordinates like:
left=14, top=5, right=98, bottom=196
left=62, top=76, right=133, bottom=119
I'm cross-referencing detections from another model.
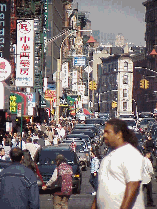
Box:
left=140, top=79, right=149, bottom=89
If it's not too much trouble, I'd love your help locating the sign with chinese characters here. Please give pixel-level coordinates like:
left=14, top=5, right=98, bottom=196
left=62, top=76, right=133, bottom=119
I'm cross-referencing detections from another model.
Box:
left=16, top=20, right=34, bottom=86
left=25, top=93, right=36, bottom=116
left=78, top=85, right=85, bottom=96
left=0, top=1, right=10, bottom=61
left=9, top=93, right=23, bottom=114
left=61, top=62, right=69, bottom=88
left=72, top=71, right=77, bottom=91
left=45, top=90, right=56, bottom=101
left=0, top=57, right=11, bottom=81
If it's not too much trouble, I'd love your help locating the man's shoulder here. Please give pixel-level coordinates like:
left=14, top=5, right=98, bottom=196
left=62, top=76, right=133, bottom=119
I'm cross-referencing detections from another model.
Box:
left=112, top=144, right=143, bottom=159
left=0, top=163, right=36, bottom=179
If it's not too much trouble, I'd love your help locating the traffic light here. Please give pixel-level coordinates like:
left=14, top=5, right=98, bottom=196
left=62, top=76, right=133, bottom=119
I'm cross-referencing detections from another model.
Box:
left=93, top=81, right=97, bottom=90
left=89, top=81, right=92, bottom=90
left=112, top=101, right=117, bottom=108
left=145, top=80, right=149, bottom=89
left=140, top=79, right=144, bottom=89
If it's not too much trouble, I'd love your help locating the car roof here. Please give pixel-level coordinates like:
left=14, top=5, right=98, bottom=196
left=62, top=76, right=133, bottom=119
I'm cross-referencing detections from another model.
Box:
left=72, top=129, right=94, bottom=132
left=66, top=134, right=90, bottom=138
left=41, top=145, right=73, bottom=151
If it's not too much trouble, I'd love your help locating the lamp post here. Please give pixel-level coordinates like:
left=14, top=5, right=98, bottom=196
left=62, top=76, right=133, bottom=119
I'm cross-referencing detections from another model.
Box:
left=86, top=36, right=96, bottom=111
left=56, top=31, right=75, bottom=124
left=132, top=99, right=138, bottom=120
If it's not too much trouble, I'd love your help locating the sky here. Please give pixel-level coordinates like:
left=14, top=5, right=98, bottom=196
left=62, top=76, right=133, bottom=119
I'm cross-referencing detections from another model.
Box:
left=73, top=0, right=146, bottom=46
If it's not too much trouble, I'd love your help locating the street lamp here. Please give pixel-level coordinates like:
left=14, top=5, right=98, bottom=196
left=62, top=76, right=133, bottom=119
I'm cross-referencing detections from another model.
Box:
left=56, top=30, right=75, bottom=124
left=86, top=36, right=96, bottom=111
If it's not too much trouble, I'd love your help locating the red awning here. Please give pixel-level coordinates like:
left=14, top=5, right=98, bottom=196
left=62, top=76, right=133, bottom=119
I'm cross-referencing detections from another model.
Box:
left=87, top=36, right=96, bottom=43
left=82, top=108, right=91, bottom=115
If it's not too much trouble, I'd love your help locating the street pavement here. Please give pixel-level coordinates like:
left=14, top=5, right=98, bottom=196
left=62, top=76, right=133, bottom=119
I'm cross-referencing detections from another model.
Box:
left=144, top=160, right=157, bottom=208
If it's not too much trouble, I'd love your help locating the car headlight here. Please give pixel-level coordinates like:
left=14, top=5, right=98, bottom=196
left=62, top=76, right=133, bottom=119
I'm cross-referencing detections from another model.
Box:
left=73, top=174, right=80, bottom=178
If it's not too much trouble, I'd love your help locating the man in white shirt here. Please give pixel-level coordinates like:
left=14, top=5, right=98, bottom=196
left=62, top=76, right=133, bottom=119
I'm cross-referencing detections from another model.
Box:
left=91, top=118, right=145, bottom=209
left=25, top=138, right=39, bottom=160
left=142, top=151, right=155, bottom=207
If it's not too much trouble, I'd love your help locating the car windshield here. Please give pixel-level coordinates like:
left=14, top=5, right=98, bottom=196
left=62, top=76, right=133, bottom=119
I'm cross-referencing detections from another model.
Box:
left=36, top=150, right=77, bottom=165
left=125, top=120, right=136, bottom=126
left=140, top=119, right=155, bottom=125
left=85, top=119, right=105, bottom=125
left=75, top=145, right=84, bottom=152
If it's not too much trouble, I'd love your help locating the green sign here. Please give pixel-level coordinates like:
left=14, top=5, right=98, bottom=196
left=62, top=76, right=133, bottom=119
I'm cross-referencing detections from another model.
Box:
left=9, top=93, right=23, bottom=114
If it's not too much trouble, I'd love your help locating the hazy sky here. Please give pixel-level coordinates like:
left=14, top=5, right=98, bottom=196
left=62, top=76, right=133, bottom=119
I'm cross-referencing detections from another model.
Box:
left=73, top=0, right=146, bottom=46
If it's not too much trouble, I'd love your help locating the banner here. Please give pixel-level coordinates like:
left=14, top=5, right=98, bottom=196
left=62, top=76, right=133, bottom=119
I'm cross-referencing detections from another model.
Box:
left=16, top=20, right=34, bottom=86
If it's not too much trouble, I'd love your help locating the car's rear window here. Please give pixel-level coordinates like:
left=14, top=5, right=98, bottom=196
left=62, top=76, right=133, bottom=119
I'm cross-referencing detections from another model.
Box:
left=35, top=150, right=77, bottom=165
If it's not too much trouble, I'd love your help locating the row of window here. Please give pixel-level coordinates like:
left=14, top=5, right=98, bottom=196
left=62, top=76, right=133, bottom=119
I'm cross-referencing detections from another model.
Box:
left=102, top=61, right=129, bottom=74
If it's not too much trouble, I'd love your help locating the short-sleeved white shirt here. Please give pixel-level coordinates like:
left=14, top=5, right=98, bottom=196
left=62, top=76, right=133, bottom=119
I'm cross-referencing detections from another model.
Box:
left=97, top=143, right=145, bottom=209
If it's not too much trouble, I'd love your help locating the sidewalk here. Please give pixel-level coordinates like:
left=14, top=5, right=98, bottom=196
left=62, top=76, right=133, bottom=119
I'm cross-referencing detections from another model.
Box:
left=144, top=159, right=157, bottom=208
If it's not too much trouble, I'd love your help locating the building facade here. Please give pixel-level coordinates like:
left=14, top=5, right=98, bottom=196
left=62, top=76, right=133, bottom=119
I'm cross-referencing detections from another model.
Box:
left=98, top=55, right=133, bottom=117
left=143, top=0, right=157, bottom=72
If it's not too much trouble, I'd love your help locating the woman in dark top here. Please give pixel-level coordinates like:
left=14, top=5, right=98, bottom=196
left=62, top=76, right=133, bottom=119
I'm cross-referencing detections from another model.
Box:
left=21, top=149, right=45, bottom=186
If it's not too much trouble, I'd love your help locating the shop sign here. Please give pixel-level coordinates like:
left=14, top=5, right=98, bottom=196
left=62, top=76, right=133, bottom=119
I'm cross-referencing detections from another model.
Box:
left=16, top=19, right=34, bottom=86
left=0, top=57, right=11, bottom=81
left=45, top=90, right=56, bottom=101
left=9, top=93, right=23, bottom=114
left=0, top=1, right=11, bottom=61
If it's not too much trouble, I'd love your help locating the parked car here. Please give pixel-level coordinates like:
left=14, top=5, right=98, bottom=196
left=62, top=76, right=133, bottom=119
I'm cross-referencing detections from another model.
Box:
left=64, top=134, right=91, bottom=150
left=34, top=144, right=82, bottom=194
left=74, top=124, right=99, bottom=135
left=70, top=129, right=96, bottom=140
left=139, top=118, right=156, bottom=131
left=76, top=145, right=91, bottom=170
left=85, top=118, right=106, bottom=126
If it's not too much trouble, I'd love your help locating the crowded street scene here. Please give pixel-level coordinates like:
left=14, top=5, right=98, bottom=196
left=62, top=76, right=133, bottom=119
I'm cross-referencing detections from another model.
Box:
left=1, top=0, right=157, bottom=208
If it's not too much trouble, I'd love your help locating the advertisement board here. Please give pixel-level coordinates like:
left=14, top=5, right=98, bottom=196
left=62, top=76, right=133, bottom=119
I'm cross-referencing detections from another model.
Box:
left=0, top=57, right=11, bottom=81
left=16, top=20, right=34, bottom=86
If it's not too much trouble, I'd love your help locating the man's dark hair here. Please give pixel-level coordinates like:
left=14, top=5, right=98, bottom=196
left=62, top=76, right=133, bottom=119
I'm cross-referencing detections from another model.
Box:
left=0, top=147, right=4, bottom=152
left=107, top=118, right=138, bottom=147
left=10, top=147, right=23, bottom=162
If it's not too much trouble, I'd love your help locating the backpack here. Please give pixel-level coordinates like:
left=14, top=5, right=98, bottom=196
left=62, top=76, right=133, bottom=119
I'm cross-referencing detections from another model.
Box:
left=57, top=162, right=73, bottom=195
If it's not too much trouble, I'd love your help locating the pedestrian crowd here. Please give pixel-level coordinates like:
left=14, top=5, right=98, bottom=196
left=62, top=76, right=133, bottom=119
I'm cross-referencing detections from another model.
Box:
left=0, top=118, right=80, bottom=161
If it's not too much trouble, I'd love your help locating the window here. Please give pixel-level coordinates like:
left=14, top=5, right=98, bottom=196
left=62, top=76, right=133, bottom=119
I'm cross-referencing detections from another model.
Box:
left=124, top=61, right=128, bottom=70
left=123, top=89, right=127, bottom=97
left=123, top=75, right=128, bottom=84
left=123, top=102, right=127, bottom=111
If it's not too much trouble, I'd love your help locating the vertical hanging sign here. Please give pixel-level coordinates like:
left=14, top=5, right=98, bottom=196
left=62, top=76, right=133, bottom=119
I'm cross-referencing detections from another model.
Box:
left=0, top=0, right=11, bottom=61
left=16, top=20, right=34, bottom=87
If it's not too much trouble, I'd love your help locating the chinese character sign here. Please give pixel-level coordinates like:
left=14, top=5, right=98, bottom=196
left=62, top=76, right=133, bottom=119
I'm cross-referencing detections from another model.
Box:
left=9, top=95, right=17, bottom=113
left=62, top=62, right=69, bottom=88
left=0, top=0, right=11, bottom=61
left=16, top=20, right=34, bottom=87
left=0, top=57, right=11, bottom=81
left=72, top=71, right=77, bottom=91
left=9, top=93, right=23, bottom=114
